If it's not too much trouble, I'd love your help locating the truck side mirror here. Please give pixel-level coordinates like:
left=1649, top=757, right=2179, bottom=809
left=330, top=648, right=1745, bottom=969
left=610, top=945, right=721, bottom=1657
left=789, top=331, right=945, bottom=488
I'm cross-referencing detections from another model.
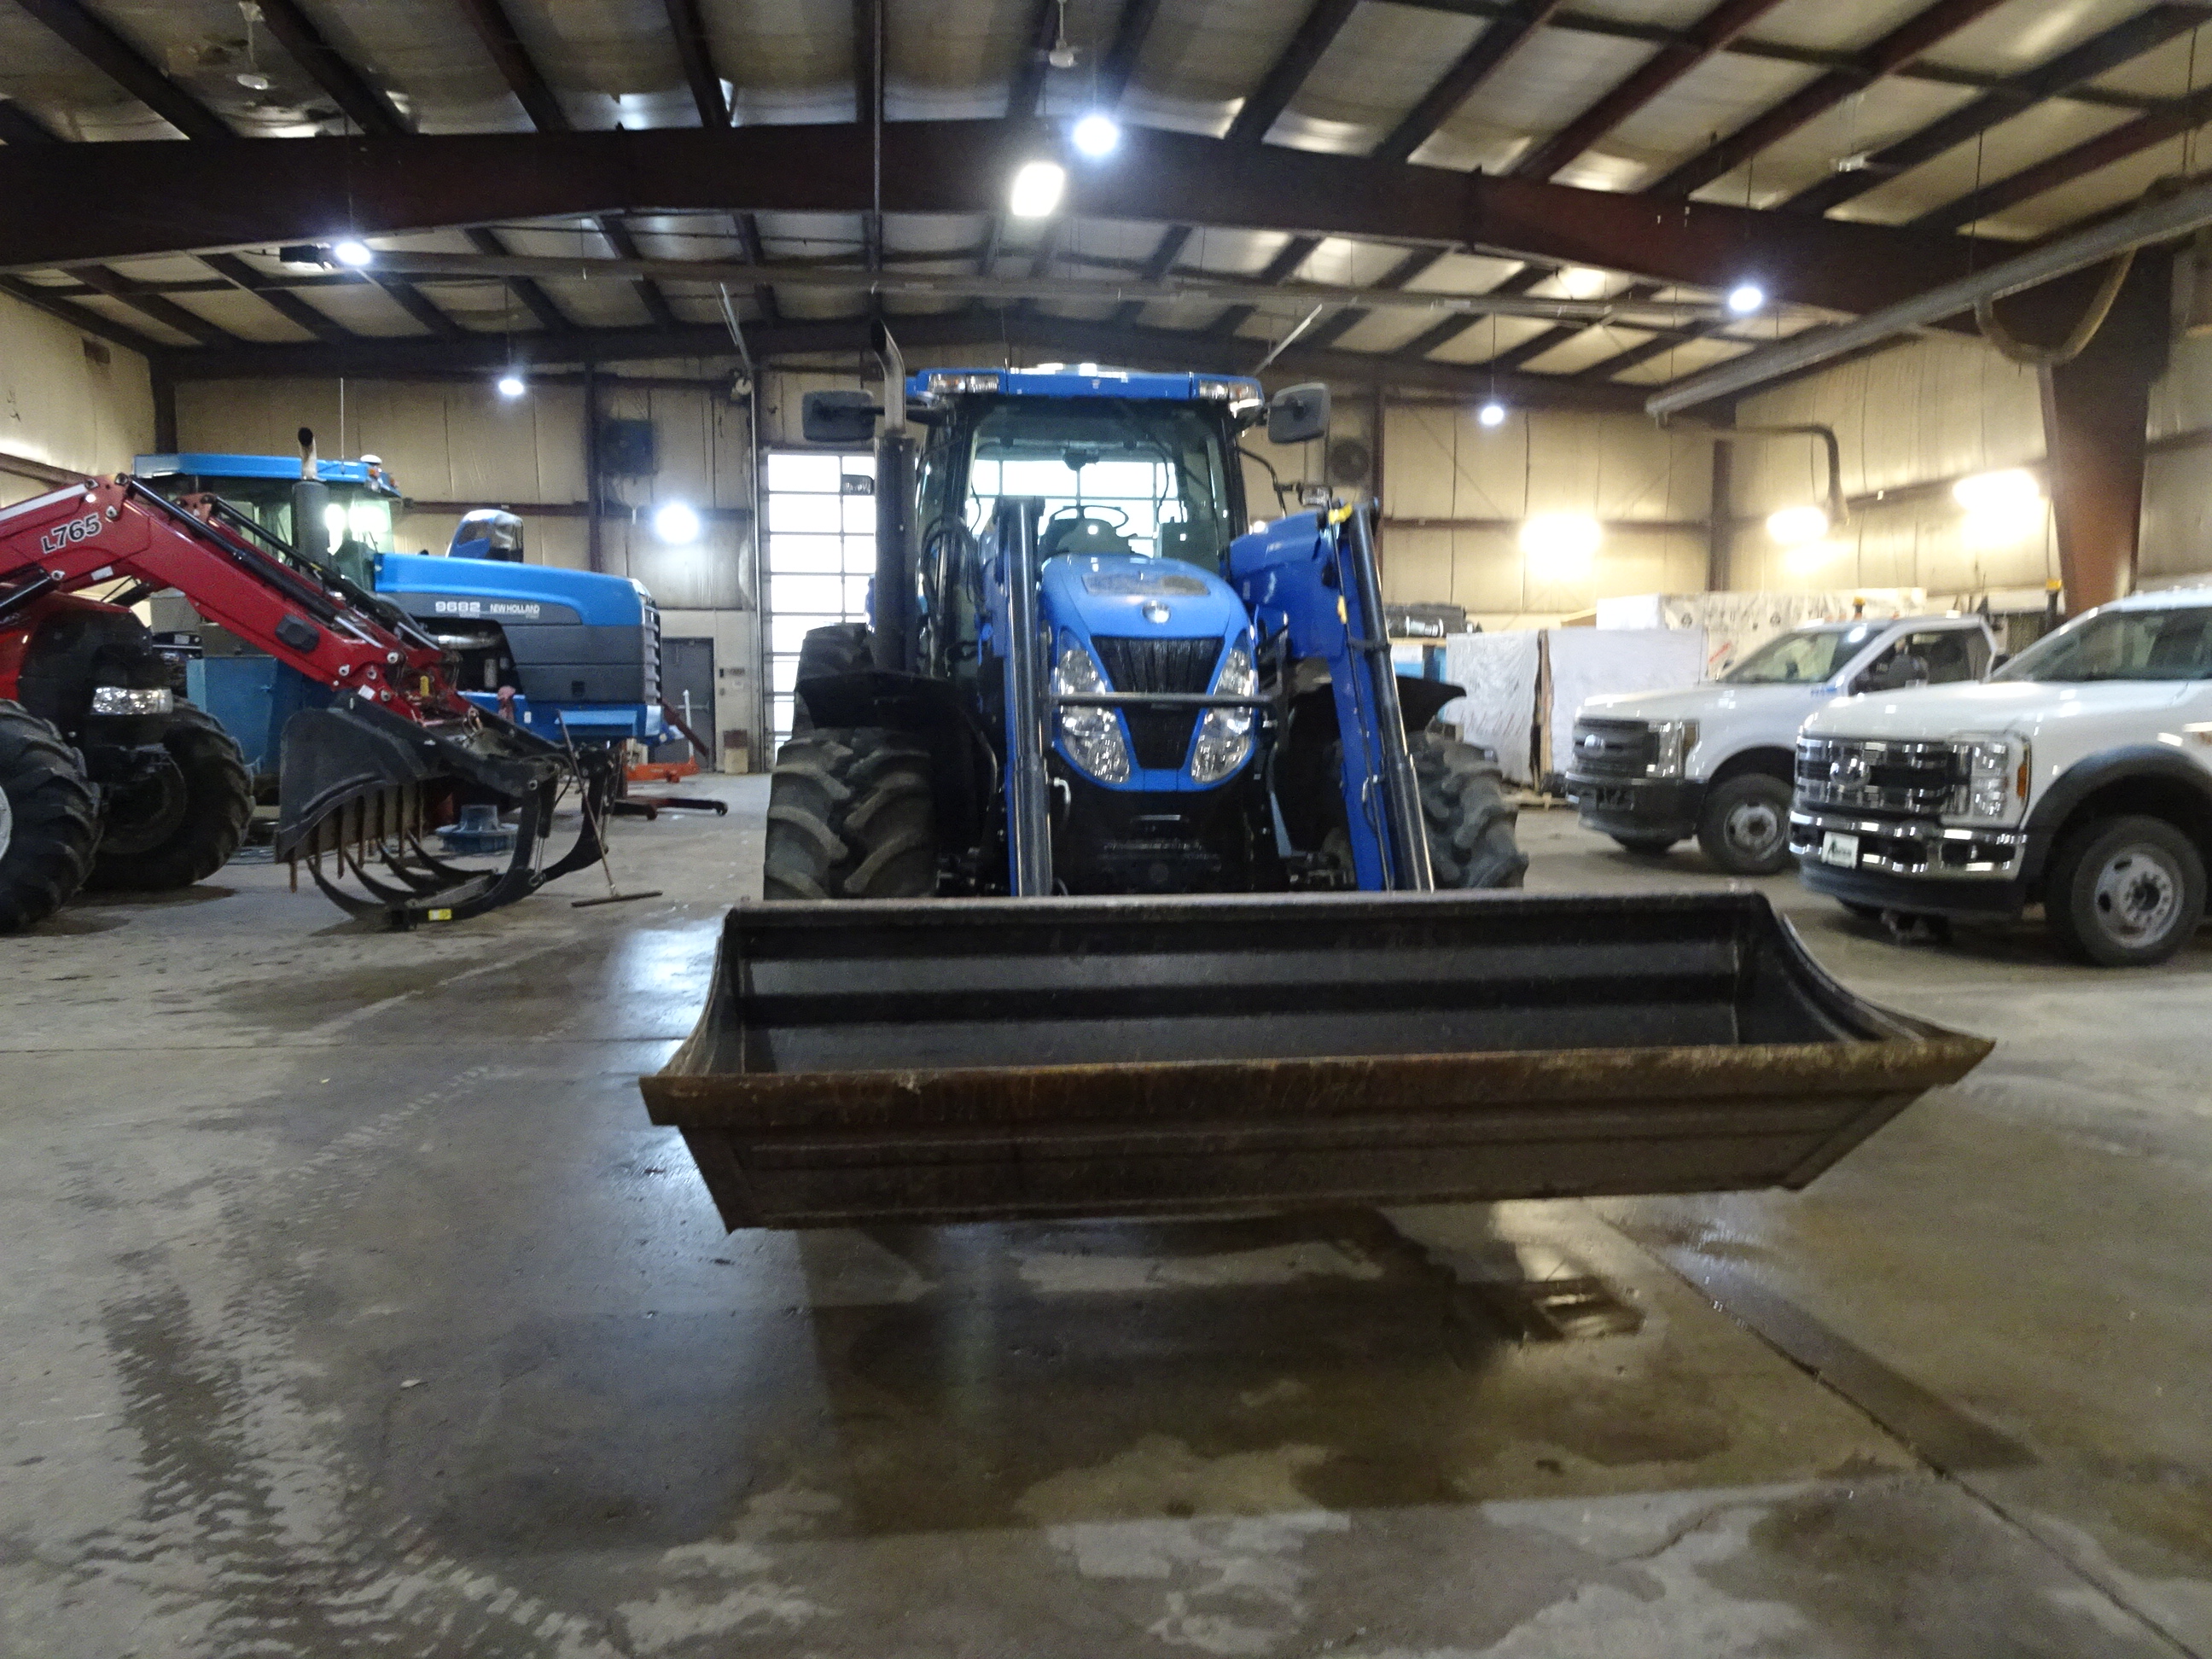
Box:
left=802, top=389, right=880, bottom=446
left=1266, top=383, right=1330, bottom=446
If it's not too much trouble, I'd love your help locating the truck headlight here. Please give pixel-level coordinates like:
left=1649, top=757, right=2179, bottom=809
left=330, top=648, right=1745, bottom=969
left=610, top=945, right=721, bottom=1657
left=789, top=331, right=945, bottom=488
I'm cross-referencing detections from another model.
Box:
left=1647, top=719, right=1698, bottom=777
left=90, top=685, right=173, bottom=716
left=1190, top=645, right=1256, bottom=784
left=1053, top=643, right=1131, bottom=784
left=1947, top=735, right=2028, bottom=824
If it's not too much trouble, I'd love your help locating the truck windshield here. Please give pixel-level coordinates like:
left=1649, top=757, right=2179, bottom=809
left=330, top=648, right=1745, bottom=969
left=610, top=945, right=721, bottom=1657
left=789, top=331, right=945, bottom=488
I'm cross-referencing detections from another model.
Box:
left=1723, top=624, right=1875, bottom=684
left=1994, top=606, right=2212, bottom=682
left=963, top=399, right=1236, bottom=571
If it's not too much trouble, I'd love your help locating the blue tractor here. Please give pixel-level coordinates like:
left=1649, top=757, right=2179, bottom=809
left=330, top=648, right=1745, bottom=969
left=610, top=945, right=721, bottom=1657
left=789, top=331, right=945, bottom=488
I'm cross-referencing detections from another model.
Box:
left=642, top=328, right=1994, bottom=1232
left=135, top=440, right=663, bottom=788
left=761, top=342, right=1524, bottom=902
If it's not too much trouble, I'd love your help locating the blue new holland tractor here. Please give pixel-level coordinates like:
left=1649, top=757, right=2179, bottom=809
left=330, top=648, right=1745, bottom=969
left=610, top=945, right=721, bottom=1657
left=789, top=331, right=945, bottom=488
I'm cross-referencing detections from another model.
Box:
left=641, top=328, right=1993, bottom=1233
left=766, top=336, right=1524, bottom=902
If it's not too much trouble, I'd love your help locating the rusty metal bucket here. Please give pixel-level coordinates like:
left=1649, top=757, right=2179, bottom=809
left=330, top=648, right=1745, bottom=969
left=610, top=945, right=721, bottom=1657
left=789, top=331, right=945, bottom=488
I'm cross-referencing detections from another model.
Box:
left=640, top=891, right=1990, bottom=1231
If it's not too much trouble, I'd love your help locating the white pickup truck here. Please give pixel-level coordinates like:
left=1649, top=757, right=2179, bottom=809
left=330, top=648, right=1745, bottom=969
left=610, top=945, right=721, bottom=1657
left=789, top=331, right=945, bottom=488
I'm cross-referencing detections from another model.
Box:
left=1791, top=589, right=2212, bottom=966
left=1566, top=614, right=2000, bottom=874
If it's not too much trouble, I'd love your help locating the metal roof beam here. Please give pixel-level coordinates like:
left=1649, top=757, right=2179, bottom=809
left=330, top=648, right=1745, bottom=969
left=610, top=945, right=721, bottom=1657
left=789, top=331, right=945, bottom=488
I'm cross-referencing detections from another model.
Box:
left=0, top=274, right=168, bottom=356
left=1915, top=76, right=2212, bottom=232
left=1645, top=0, right=2011, bottom=199
left=253, top=0, right=410, bottom=137
left=1097, top=0, right=1162, bottom=105
left=1375, top=0, right=1565, bottom=165
left=60, top=263, right=239, bottom=345
left=0, top=121, right=1994, bottom=319
left=1510, top=0, right=1790, bottom=181
left=1781, top=3, right=2211, bottom=216
left=453, top=0, right=568, bottom=132
left=15, top=0, right=233, bottom=142
left=661, top=0, right=728, bottom=128
left=1391, top=0, right=2186, bottom=114
left=151, top=307, right=1650, bottom=410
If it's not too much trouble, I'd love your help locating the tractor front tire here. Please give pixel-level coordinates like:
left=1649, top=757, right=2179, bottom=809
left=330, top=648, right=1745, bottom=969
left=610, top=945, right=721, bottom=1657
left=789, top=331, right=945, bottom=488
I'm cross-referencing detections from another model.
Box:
left=762, top=727, right=938, bottom=901
left=0, top=700, right=98, bottom=933
left=1412, top=731, right=1528, bottom=888
left=787, top=623, right=876, bottom=741
left=84, top=702, right=252, bottom=893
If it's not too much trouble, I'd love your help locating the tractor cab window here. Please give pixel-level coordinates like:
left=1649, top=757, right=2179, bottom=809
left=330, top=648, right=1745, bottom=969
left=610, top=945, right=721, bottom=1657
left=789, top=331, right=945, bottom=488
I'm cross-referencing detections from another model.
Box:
left=961, top=399, right=1237, bottom=573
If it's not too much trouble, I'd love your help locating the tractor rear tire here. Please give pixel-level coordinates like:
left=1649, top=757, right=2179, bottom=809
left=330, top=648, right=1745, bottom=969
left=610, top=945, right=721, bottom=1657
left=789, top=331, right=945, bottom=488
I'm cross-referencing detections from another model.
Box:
left=0, top=700, right=98, bottom=933
left=787, top=622, right=875, bottom=741
left=762, top=726, right=938, bottom=901
left=84, top=702, right=253, bottom=893
left=1412, top=731, right=1528, bottom=888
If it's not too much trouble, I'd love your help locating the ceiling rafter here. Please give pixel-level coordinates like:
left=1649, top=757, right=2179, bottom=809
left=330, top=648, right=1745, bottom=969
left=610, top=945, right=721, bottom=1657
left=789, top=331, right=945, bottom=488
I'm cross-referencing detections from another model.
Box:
left=452, top=0, right=656, bottom=332
left=1203, top=0, right=1561, bottom=343
left=14, top=0, right=232, bottom=142
left=1780, top=3, right=2212, bottom=217
left=661, top=0, right=729, bottom=128
left=979, top=0, right=1064, bottom=280
left=63, top=262, right=240, bottom=346
left=1301, top=248, right=1453, bottom=349
left=1097, top=0, right=1163, bottom=106
left=1914, top=77, right=2212, bottom=233
left=1129, top=0, right=1360, bottom=311
left=252, top=0, right=409, bottom=137
left=0, top=123, right=1994, bottom=323
left=855, top=0, right=883, bottom=273
left=1644, top=0, right=2012, bottom=199
left=1569, top=2, right=2212, bottom=384
left=195, top=253, right=352, bottom=344
left=0, top=273, right=167, bottom=356
left=1509, top=0, right=1790, bottom=181
left=151, top=307, right=1648, bottom=411
left=1377, top=0, right=1565, bottom=166
left=1390, top=0, right=2184, bottom=114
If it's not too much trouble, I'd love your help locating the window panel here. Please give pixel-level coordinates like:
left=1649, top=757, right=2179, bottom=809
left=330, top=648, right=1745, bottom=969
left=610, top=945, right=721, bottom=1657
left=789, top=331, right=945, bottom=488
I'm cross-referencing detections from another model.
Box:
left=767, top=533, right=846, bottom=573
left=768, top=493, right=845, bottom=533
left=765, top=451, right=841, bottom=492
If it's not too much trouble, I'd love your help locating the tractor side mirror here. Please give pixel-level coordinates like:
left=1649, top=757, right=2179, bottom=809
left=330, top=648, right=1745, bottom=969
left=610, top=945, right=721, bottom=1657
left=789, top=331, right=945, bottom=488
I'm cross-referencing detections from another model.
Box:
left=1266, top=382, right=1330, bottom=446
left=802, top=389, right=880, bottom=446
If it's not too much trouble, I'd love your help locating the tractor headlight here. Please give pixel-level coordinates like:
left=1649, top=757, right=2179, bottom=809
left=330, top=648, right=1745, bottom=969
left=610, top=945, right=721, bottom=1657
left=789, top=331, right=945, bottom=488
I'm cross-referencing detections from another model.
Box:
left=90, top=685, right=172, bottom=716
left=1947, top=734, right=2028, bottom=824
left=1646, top=719, right=1698, bottom=777
left=1053, top=643, right=1132, bottom=784
left=1190, top=645, right=1256, bottom=784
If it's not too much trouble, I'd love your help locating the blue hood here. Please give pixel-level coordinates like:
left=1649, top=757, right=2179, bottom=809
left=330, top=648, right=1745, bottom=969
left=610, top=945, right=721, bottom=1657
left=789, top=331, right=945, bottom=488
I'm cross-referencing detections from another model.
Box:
left=1038, top=554, right=1246, bottom=646
left=375, top=551, right=648, bottom=627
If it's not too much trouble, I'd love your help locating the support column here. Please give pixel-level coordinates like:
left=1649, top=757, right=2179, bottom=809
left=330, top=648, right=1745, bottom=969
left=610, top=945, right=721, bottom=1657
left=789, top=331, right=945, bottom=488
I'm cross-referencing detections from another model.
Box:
left=583, top=362, right=602, bottom=574
left=2037, top=251, right=2169, bottom=614
left=1706, top=426, right=1734, bottom=592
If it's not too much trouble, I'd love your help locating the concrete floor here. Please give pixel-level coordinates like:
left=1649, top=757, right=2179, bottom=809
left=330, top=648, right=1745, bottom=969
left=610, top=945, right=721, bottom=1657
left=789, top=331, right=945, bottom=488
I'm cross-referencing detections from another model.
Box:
left=1, top=787, right=2205, bottom=1657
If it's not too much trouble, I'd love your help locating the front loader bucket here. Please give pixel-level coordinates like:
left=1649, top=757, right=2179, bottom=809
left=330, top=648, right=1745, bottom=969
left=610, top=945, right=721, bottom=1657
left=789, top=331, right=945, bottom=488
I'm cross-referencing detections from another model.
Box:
left=642, top=892, right=1990, bottom=1231
left=276, top=700, right=610, bottom=926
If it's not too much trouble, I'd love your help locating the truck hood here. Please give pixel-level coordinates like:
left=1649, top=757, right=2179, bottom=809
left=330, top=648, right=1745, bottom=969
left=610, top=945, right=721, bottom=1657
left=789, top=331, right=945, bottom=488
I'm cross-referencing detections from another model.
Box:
left=1802, top=678, right=2191, bottom=739
left=1578, top=681, right=1833, bottom=723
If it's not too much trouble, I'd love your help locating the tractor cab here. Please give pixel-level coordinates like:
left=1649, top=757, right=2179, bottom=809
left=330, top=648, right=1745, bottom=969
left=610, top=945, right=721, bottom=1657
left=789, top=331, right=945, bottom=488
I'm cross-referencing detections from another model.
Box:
left=135, top=451, right=402, bottom=591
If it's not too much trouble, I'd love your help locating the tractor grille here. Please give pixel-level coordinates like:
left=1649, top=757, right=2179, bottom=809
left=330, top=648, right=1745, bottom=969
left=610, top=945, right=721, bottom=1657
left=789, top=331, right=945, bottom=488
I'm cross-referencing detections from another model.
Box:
left=640, top=595, right=662, bottom=707
left=1568, top=718, right=1656, bottom=778
left=1092, top=635, right=1221, bottom=773
left=1796, top=736, right=1958, bottom=818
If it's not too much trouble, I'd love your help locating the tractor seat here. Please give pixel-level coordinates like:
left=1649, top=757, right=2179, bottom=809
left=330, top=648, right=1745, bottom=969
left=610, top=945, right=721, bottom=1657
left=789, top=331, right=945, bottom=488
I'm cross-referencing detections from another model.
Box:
left=1039, top=515, right=1135, bottom=560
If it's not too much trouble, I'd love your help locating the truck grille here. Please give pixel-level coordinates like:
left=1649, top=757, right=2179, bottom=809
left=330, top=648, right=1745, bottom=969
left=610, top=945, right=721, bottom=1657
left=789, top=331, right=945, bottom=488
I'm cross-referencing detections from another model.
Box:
left=1092, top=635, right=1221, bottom=773
left=1568, top=718, right=1656, bottom=777
left=1796, top=736, right=1957, bottom=818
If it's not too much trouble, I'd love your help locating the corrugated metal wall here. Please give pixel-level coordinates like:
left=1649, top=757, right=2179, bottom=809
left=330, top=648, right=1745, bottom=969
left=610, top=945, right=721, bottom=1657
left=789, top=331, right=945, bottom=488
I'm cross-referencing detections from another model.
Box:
left=1379, top=404, right=1709, bottom=626
left=0, top=290, right=154, bottom=503
left=1731, top=335, right=2055, bottom=600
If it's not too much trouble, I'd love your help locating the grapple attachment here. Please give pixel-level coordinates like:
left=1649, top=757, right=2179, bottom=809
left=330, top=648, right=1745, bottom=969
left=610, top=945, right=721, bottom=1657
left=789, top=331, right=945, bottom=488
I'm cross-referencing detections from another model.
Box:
left=276, top=699, right=611, bottom=925
left=642, top=890, right=1991, bottom=1231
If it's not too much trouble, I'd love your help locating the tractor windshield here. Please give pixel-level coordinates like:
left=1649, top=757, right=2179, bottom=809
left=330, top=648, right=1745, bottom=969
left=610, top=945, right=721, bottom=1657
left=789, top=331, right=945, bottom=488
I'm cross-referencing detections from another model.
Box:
left=962, top=399, right=1237, bottom=572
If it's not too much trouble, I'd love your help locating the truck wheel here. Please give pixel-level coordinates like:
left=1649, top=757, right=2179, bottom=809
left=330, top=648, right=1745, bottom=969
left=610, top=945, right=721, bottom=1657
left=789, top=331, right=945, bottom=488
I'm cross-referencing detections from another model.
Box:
left=1697, top=773, right=1793, bottom=876
left=2044, top=815, right=2206, bottom=967
left=787, top=623, right=875, bottom=741
left=0, top=701, right=98, bottom=933
left=762, top=727, right=937, bottom=900
left=1412, top=731, right=1528, bottom=888
left=84, top=702, right=252, bottom=892
left=1611, top=834, right=1679, bottom=857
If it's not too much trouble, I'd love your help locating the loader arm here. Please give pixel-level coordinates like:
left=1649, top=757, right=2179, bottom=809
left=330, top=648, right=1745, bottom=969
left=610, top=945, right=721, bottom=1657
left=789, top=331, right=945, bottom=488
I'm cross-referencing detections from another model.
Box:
left=0, top=477, right=611, bottom=925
